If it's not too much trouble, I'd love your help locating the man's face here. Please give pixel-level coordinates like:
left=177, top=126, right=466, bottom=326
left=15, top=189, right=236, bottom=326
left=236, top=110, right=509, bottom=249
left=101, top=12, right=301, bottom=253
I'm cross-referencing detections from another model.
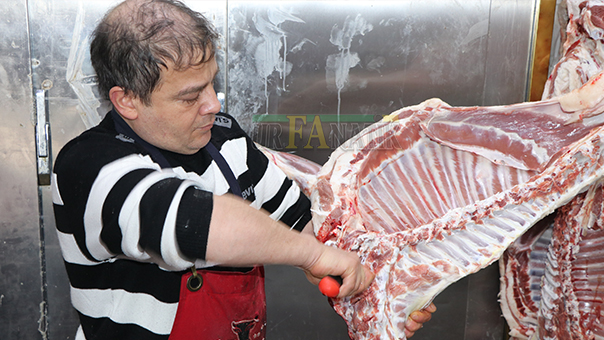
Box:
left=129, top=57, right=221, bottom=155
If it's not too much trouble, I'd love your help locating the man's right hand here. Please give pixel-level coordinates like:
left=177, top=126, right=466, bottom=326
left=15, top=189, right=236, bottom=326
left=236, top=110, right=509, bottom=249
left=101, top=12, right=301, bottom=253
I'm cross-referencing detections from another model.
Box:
left=301, top=240, right=374, bottom=298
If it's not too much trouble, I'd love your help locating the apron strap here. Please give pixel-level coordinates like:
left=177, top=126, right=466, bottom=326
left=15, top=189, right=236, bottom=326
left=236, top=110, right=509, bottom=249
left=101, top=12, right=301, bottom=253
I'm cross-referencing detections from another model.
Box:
left=204, top=142, right=242, bottom=197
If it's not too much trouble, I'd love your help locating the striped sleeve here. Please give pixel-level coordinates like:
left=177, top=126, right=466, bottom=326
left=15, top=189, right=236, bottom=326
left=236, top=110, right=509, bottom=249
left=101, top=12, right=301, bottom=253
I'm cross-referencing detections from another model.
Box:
left=53, top=148, right=213, bottom=271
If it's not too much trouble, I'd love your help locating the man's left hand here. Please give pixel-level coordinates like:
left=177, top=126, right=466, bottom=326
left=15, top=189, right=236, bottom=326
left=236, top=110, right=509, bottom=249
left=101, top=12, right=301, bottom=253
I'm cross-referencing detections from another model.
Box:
left=405, top=303, right=437, bottom=338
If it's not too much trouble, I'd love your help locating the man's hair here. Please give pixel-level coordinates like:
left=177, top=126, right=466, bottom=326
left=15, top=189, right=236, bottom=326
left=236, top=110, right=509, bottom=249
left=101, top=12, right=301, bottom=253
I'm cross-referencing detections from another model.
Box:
left=90, top=0, right=219, bottom=105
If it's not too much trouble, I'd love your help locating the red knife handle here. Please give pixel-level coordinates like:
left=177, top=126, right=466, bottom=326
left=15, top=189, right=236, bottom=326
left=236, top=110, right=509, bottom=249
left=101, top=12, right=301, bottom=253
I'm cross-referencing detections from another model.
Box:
left=319, top=275, right=343, bottom=298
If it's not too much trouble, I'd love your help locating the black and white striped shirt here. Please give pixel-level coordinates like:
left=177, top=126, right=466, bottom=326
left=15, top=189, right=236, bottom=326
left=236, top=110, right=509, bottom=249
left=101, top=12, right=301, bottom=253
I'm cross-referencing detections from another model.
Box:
left=51, top=111, right=311, bottom=339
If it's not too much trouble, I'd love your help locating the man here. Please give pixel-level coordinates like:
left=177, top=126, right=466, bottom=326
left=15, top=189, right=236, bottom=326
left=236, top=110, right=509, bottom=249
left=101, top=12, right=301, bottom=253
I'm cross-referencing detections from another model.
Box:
left=51, top=0, right=433, bottom=339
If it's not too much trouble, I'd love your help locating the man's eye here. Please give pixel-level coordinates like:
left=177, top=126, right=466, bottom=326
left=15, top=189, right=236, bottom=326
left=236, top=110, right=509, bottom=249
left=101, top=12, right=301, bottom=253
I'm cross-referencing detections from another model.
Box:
left=183, top=96, right=198, bottom=104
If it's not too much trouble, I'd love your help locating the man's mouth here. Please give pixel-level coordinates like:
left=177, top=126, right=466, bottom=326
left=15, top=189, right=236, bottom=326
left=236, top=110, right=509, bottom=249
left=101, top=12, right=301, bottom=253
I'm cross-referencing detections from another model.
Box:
left=198, top=118, right=215, bottom=131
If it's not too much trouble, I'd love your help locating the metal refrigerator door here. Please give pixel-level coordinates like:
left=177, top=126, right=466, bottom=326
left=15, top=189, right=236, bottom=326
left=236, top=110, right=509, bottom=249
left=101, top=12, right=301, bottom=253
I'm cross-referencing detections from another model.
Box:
left=0, top=1, right=44, bottom=339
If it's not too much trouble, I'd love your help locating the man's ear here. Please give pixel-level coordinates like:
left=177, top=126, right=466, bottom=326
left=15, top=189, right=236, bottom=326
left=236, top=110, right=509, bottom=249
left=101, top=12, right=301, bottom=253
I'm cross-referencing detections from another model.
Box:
left=109, top=86, right=139, bottom=120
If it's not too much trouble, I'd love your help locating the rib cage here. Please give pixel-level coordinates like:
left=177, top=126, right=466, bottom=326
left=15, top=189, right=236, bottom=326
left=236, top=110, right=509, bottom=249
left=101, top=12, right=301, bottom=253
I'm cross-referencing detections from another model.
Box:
left=499, top=219, right=553, bottom=339
left=358, top=133, right=536, bottom=234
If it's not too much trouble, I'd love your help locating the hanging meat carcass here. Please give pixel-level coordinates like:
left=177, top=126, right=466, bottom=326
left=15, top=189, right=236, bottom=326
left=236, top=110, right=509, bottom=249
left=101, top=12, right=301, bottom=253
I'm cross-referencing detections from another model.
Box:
left=539, top=182, right=604, bottom=339
left=309, top=81, right=604, bottom=339
left=262, top=77, right=604, bottom=340
left=499, top=1, right=604, bottom=339
left=257, top=1, right=604, bottom=338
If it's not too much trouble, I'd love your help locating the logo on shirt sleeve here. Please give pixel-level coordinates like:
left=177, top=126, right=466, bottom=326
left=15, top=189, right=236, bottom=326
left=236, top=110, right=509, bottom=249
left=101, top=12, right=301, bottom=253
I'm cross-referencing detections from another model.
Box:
left=241, top=185, right=255, bottom=200
left=215, top=116, right=232, bottom=129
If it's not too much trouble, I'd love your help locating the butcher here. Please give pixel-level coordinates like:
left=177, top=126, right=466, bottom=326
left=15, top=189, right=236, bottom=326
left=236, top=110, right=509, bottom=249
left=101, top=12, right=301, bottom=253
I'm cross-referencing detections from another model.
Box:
left=50, top=0, right=435, bottom=339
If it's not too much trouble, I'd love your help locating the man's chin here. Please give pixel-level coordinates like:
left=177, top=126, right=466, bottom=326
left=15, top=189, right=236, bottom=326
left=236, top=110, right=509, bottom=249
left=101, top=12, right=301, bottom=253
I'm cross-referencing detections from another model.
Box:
left=189, top=134, right=212, bottom=154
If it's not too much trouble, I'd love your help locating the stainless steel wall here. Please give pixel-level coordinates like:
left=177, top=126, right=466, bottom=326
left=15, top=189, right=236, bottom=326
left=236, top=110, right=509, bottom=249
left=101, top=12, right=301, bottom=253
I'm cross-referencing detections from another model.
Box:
left=229, top=1, right=539, bottom=165
left=0, top=0, right=538, bottom=339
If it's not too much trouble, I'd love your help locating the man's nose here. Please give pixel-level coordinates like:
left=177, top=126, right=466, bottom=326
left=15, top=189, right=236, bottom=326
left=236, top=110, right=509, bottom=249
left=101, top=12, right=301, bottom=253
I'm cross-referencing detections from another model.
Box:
left=201, top=87, right=222, bottom=115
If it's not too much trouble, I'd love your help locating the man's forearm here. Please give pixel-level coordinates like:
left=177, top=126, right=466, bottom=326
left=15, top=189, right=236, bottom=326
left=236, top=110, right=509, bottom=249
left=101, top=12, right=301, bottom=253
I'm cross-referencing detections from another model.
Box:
left=204, top=194, right=320, bottom=268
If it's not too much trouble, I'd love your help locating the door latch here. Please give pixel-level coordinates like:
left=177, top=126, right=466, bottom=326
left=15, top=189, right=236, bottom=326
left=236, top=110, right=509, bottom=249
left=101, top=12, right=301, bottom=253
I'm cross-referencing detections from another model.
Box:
left=35, top=89, right=51, bottom=186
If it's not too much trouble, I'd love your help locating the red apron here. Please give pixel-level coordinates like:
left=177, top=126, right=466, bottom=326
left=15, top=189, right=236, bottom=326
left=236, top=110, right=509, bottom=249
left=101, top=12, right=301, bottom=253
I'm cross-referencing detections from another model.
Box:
left=169, top=266, right=266, bottom=340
